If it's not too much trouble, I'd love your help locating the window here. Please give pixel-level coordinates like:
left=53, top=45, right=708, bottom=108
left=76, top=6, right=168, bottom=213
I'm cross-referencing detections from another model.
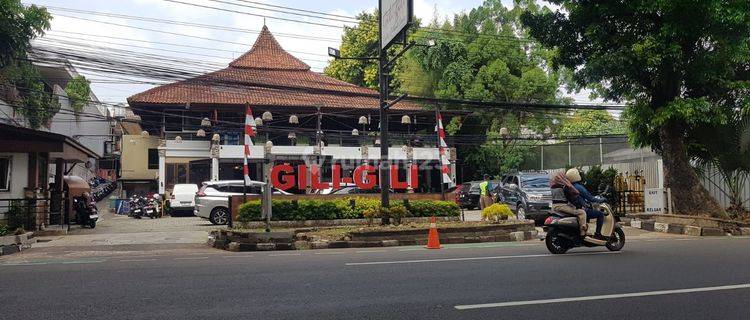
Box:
left=0, top=157, right=10, bottom=191
left=147, top=149, right=159, bottom=170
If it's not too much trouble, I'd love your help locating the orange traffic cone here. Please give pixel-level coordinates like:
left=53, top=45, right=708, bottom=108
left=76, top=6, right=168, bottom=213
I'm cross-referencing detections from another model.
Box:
left=426, top=216, right=441, bottom=249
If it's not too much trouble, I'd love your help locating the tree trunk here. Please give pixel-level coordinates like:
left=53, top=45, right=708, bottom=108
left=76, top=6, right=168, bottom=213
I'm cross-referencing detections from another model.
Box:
left=659, top=123, right=725, bottom=217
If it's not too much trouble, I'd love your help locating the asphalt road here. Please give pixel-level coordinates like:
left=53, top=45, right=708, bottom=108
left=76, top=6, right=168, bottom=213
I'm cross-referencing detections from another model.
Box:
left=2, top=237, right=750, bottom=320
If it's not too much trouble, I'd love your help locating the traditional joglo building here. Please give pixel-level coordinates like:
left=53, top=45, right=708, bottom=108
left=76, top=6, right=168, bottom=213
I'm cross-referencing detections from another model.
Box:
left=128, top=26, right=456, bottom=194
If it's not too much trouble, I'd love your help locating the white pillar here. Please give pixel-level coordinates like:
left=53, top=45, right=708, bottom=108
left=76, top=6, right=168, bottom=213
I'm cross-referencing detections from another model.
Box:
left=211, top=157, right=219, bottom=181
left=158, top=148, right=166, bottom=194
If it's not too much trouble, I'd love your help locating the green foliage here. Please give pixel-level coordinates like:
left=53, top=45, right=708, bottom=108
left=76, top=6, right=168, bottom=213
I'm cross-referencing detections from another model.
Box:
left=405, top=200, right=460, bottom=217
left=580, top=165, right=620, bottom=214
left=0, top=224, right=8, bottom=237
left=6, top=200, right=26, bottom=230
left=481, top=203, right=514, bottom=222
left=0, top=0, right=51, bottom=68
left=557, top=110, right=626, bottom=138
left=2, top=61, right=60, bottom=128
left=521, top=0, right=748, bottom=215
left=236, top=198, right=459, bottom=223
left=64, top=75, right=91, bottom=113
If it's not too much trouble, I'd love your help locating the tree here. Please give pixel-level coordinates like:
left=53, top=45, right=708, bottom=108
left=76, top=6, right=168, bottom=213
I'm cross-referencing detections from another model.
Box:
left=521, top=1, right=749, bottom=217
left=557, top=110, right=625, bottom=138
left=0, top=0, right=51, bottom=68
left=0, top=0, right=54, bottom=128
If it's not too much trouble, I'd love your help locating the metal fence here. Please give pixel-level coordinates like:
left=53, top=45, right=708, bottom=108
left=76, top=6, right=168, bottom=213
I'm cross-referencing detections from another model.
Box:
left=521, top=136, right=633, bottom=170
left=698, top=166, right=750, bottom=211
left=0, top=198, right=51, bottom=231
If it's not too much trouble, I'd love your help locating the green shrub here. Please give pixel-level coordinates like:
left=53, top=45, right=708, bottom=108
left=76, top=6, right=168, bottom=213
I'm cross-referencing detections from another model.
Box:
left=482, top=203, right=514, bottom=222
left=388, top=205, right=409, bottom=224
left=237, top=198, right=459, bottom=222
left=406, top=200, right=460, bottom=217
left=0, top=224, right=8, bottom=237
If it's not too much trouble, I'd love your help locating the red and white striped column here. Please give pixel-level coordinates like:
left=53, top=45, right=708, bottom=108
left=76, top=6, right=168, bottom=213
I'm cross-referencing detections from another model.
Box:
left=436, top=112, right=452, bottom=184
left=243, top=105, right=257, bottom=184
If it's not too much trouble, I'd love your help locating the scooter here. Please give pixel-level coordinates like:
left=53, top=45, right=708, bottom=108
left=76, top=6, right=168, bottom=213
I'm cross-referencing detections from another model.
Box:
left=73, top=196, right=99, bottom=228
left=541, top=195, right=625, bottom=254
left=129, top=195, right=144, bottom=219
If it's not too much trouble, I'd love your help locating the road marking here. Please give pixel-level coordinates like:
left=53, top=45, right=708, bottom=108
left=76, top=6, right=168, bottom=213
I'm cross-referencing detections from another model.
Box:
left=222, top=255, right=255, bottom=258
left=315, top=251, right=345, bottom=255
left=60, top=259, right=106, bottom=265
left=174, top=257, right=209, bottom=260
left=346, top=251, right=618, bottom=266
left=356, top=250, right=388, bottom=253
left=454, top=283, right=750, bottom=310
left=120, top=259, right=158, bottom=262
left=269, top=253, right=302, bottom=257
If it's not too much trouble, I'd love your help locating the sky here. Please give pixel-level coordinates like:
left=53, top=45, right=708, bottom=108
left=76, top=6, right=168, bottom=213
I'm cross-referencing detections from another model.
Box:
left=24, top=0, right=601, bottom=107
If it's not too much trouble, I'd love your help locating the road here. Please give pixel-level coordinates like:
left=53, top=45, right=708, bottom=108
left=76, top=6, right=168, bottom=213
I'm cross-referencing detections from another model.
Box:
left=2, top=236, right=750, bottom=319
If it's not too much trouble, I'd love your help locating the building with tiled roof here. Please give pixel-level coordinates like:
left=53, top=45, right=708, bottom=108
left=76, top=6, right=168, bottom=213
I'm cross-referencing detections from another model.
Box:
left=126, top=26, right=455, bottom=197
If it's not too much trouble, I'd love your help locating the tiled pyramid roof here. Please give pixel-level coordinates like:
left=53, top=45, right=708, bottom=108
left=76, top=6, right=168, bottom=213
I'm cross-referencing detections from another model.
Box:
left=128, top=26, right=422, bottom=111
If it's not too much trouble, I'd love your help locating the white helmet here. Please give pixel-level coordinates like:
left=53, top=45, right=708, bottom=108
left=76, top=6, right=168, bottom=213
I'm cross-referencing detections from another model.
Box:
left=565, top=168, right=582, bottom=183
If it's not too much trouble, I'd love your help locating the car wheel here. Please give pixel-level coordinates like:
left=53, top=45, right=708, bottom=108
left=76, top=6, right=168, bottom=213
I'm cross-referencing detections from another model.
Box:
left=516, top=205, right=526, bottom=220
left=210, top=207, right=230, bottom=225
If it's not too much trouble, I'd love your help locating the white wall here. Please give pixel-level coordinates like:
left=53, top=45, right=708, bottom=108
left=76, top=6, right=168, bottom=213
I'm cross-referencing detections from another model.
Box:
left=47, top=85, right=111, bottom=158
left=0, top=153, right=29, bottom=219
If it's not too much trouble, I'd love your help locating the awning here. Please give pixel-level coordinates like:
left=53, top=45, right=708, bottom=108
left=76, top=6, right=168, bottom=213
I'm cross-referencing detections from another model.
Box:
left=0, top=123, right=99, bottom=162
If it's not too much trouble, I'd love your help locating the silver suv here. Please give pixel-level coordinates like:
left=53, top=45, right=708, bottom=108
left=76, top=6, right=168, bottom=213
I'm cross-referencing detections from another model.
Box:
left=195, top=180, right=290, bottom=225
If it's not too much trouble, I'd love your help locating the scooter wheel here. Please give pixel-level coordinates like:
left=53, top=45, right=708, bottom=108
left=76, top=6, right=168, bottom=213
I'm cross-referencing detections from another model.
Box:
left=606, top=228, right=625, bottom=251
left=89, top=220, right=96, bottom=228
left=545, top=230, right=570, bottom=254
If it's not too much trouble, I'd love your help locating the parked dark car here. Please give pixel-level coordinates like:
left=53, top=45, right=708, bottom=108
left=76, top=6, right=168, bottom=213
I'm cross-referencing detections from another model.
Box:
left=492, top=172, right=552, bottom=225
left=458, top=180, right=502, bottom=210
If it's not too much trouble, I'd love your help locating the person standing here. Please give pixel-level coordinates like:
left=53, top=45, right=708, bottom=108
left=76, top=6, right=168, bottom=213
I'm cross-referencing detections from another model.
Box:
left=479, top=174, right=494, bottom=210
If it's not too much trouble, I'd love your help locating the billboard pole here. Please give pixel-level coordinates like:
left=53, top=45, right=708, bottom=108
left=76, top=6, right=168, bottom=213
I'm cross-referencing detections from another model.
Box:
left=379, top=0, right=412, bottom=225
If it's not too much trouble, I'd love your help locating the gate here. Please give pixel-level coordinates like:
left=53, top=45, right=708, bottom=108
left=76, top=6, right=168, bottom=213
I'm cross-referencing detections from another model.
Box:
left=0, top=197, right=51, bottom=231
left=614, top=170, right=645, bottom=215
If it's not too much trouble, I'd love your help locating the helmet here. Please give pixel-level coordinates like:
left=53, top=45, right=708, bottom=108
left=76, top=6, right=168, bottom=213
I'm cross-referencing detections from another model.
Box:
left=565, top=168, right=582, bottom=183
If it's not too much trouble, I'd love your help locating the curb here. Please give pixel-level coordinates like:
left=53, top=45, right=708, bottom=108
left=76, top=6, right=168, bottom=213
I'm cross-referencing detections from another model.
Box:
left=628, top=219, right=745, bottom=237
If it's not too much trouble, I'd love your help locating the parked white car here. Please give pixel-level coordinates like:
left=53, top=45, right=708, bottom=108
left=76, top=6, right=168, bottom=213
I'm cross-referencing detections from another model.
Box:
left=195, top=180, right=291, bottom=225
left=169, top=184, right=199, bottom=216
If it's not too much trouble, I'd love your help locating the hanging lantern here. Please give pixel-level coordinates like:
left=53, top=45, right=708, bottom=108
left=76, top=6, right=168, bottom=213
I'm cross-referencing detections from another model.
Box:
left=211, top=134, right=221, bottom=142
left=262, top=111, right=273, bottom=121
left=358, top=116, right=368, bottom=125
left=375, top=138, right=381, bottom=146
left=288, top=132, right=297, bottom=139
left=265, top=140, right=274, bottom=148
left=289, top=115, right=299, bottom=124
left=255, top=117, right=263, bottom=126
left=175, top=136, right=183, bottom=143
left=140, top=130, right=150, bottom=137
left=499, top=127, right=509, bottom=137
left=351, top=129, right=359, bottom=136
left=200, top=117, right=211, bottom=127
left=196, top=129, right=206, bottom=137
left=401, top=115, right=411, bottom=124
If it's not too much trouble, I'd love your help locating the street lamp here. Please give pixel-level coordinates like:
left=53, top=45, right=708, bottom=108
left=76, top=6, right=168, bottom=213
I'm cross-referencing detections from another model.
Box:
left=289, top=115, right=299, bottom=124
left=174, top=135, right=183, bottom=143
left=351, top=129, right=359, bottom=136
left=196, top=129, right=206, bottom=137
left=262, top=111, right=273, bottom=121
left=255, top=117, right=263, bottom=127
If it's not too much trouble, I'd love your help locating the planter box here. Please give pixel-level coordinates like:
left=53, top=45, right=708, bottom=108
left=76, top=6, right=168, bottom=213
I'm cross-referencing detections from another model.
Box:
left=238, top=216, right=460, bottom=229
left=0, top=235, right=16, bottom=246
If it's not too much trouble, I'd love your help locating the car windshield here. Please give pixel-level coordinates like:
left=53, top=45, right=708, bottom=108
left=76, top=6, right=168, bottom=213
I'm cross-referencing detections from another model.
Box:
left=521, top=176, right=550, bottom=189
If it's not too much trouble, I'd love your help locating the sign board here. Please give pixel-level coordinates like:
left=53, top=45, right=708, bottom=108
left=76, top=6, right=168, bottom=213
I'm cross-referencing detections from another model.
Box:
left=380, top=0, right=412, bottom=49
left=644, top=188, right=664, bottom=214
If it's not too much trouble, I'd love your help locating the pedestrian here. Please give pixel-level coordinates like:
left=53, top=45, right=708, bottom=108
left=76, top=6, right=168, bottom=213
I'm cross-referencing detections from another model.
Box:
left=479, top=174, right=494, bottom=210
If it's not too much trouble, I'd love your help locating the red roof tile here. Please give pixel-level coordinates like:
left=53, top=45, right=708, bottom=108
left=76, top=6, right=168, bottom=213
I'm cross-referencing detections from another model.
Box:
left=127, top=26, right=422, bottom=111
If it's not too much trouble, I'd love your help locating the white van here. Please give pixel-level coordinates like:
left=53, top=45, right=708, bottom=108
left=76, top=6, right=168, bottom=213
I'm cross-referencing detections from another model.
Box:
left=170, top=184, right=199, bottom=215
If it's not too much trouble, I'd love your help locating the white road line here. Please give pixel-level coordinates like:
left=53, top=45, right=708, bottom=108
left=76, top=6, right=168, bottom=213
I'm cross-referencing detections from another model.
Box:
left=346, top=251, right=618, bottom=266
left=120, top=259, right=158, bottom=262
left=269, top=253, right=302, bottom=257
left=454, top=283, right=750, bottom=310
left=356, top=250, right=388, bottom=253
left=222, top=255, right=255, bottom=258
left=174, top=257, right=209, bottom=260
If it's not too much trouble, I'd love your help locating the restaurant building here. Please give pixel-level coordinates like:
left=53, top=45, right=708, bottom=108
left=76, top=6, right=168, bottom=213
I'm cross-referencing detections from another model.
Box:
left=127, top=26, right=456, bottom=194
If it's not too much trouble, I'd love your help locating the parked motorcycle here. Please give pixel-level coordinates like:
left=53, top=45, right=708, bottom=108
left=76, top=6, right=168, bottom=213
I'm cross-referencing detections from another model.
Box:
left=542, top=194, right=625, bottom=254
left=129, top=195, right=145, bottom=219
left=73, top=195, right=99, bottom=228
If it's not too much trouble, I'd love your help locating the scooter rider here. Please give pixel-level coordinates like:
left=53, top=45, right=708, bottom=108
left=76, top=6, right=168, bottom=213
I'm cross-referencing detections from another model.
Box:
left=566, top=168, right=605, bottom=239
left=549, top=172, right=587, bottom=236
